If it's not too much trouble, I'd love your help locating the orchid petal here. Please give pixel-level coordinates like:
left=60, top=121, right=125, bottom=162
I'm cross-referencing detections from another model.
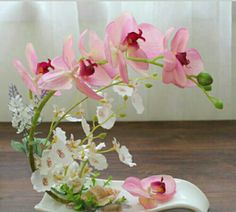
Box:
left=139, top=23, right=165, bottom=58
left=123, top=177, right=150, bottom=198
left=131, top=89, right=144, bottom=114
left=25, top=43, right=38, bottom=74
left=52, top=56, right=68, bottom=70
left=141, top=175, right=176, bottom=202
left=118, top=52, right=128, bottom=83
left=164, top=27, right=175, bottom=50
left=38, top=70, right=73, bottom=90
left=76, top=79, right=103, bottom=100
left=127, top=47, right=149, bottom=71
left=78, top=29, right=89, bottom=57
left=85, top=66, right=112, bottom=87
left=171, top=28, right=189, bottom=52
left=14, top=60, right=38, bottom=94
left=63, top=35, right=76, bottom=69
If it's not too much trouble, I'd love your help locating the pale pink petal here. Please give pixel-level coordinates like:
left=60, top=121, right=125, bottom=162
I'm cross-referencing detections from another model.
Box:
left=127, top=47, right=149, bottom=71
left=164, top=27, right=175, bottom=49
left=139, top=23, right=165, bottom=58
left=102, top=64, right=117, bottom=79
left=184, top=48, right=204, bottom=87
left=14, top=60, right=38, bottom=94
left=78, top=29, right=89, bottom=57
left=85, top=66, right=111, bottom=87
left=52, top=56, right=69, bottom=70
left=185, top=48, right=204, bottom=75
left=139, top=197, right=158, bottom=209
left=63, top=35, right=76, bottom=68
left=173, top=61, right=187, bottom=87
left=38, top=70, right=73, bottom=90
left=88, top=30, right=105, bottom=61
left=25, top=43, right=38, bottom=74
left=171, top=28, right=189, bottom=53
left=162, top=51, right=177, bottom=84
left=118, top=52, right=128, bottom=83
left=104, top=35, right=120, bottom=68
left=122, top=177, right=150, bottom=198
left=76, top=79, right=103, bottom=100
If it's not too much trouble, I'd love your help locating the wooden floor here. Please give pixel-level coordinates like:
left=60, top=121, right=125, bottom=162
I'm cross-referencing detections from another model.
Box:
left=0, top=121, right=236, bottom=212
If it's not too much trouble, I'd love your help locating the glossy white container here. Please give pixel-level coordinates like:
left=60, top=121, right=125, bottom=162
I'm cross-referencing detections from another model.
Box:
left=35, top=178, right=209, bottom=212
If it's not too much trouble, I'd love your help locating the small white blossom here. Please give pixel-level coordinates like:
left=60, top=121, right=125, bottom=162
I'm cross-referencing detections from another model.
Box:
left=96, top=103, right=116, bottom=129
left=112, top=138, right=136, bottom=167
left=89, top=152, right=108, bottom=170
left=31, top=170, right=54, bottom=192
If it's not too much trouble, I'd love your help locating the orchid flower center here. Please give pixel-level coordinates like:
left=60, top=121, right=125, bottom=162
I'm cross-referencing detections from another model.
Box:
left=176, top=52, right=190, bottom=66
left=36, top=59, right=54, bottom=75
left=79, top=59, right=97, bottom=77
left=150, top=177, right=166, bottom=194
left=124, top=29, right=146, bottom=48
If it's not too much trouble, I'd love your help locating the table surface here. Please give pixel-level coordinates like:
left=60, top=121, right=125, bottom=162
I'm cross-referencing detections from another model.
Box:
left=0, top=121, right=236, bottom=212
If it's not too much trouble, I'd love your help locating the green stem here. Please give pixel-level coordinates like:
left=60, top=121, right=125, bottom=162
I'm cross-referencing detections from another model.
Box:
left=126, top=55, right=164, bottom=67
left=79, top=160, right=88, bottom=178
left=28, top=91, right=56, bottom=171
left=187, top=76, right=215, bottom=105
left=46, top=81, right=123, bottom=140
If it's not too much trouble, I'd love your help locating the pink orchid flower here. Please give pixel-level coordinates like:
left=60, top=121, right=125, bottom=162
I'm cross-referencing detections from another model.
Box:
left=38, top=35, right=103, bottom=100
left=162, top=28, right=204, bottom=88
left=79, top=29, right=116, bottom=85
left=123, top=175, right=176, bottom=209
left=105, top=12, right=164, bottom=83
left=14, top=43, right=54, bottom=95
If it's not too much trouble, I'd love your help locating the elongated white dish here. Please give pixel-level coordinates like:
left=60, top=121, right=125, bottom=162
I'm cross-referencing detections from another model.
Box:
left=35, top=178, right=209, bottom=212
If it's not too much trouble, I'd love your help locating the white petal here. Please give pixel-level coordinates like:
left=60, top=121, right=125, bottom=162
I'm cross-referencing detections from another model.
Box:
left=118, top=146, right=136, bottom=167
left=96, top=105, right=116, bottom=129
left=89, top=153, right=108, bottom=170
left=65, top=115, right=81, bottom=122
left=131, top=90, right=144, bottom=114
left=53, top=127, right=67, bottom=143
left=81, top=116, right=90, bottom=136
left=113, top=85, right=134, bottom=97
left=31, top=170, right=53, bottom=192
left=96, top=142, right=106, bottom=150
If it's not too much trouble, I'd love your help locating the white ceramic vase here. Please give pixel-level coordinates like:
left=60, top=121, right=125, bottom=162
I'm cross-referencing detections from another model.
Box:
left=35, top=178, right=209, bottom=212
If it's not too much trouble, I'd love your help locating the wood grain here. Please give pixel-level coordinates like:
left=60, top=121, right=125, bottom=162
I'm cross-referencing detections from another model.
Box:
left=0, top=121, right=236, bottom=212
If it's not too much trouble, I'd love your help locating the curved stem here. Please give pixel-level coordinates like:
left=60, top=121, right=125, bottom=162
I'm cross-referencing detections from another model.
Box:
left=126, top=55, right=164, bottom=67
left=28, top=91, right=56, bottom=171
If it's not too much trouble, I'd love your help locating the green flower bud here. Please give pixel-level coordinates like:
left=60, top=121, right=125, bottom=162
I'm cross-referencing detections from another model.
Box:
left=145, top=83, right=153, bottom=88
left=123, top=95, right=128, bottom=101
left=212, top=98, right=224, bottom=109
left=98, top=133, right=107, bottom=139
left=119, top=113, right=126, bottom=118
left=203, top=85, right=212, bottom=91
left=197, top=72, right=213, bottom=86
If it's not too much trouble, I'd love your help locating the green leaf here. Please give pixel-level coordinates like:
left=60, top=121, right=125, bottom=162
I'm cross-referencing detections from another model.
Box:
left=11, top=140, right=26, bottom=153
left=115, top=196, right=127, bottom=204
left=145, top=83, right=153, bottom=88
left=103, top=176, right=112, bottom=187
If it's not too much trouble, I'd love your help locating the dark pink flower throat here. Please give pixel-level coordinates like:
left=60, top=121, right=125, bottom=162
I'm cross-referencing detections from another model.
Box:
left=176, top=52, right=190, bottom=66
left=125, top=29, right=145, bottom=47
left=36, top=59, right=54, bottom=75
left=80, top=59, right=97, bottom=77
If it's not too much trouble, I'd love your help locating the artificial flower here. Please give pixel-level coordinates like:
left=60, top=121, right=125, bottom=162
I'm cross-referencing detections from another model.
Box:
left=79, top=29, right=116, bottom=82
left=112, top=138, right=136, bottom=167
left=38, top=35, right=104, bottom=100
left=105, top=12, right=164, bottom=83
left=88, top=152, right=108, bottom=171
left=123, top=175, right=176, bottom=209
left=31, top=170, right=54, bottom=192
left=113, top=83, right=144, bottom=114
left=162, top=28, right=204, bottom=88
left=14, top=43, right=54, bottom=94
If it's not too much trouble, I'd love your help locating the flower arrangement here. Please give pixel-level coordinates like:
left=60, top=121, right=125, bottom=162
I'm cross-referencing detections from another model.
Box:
left=9, top=12, right=222, bottom=211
